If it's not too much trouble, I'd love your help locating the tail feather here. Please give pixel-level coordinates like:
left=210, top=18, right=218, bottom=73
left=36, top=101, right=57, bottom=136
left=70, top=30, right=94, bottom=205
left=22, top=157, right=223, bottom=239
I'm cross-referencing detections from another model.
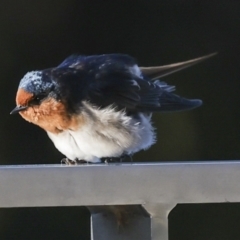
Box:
left=140, top=52, right=217, bottom=80
left=137, top=91, right=202, bottom=112
left=157, top=92, right=202, bottom=112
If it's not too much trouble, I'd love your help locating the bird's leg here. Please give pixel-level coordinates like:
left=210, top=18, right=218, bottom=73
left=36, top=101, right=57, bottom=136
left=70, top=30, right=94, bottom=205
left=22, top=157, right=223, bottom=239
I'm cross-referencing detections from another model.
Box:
left=61, top=158, right=90, bottom=165
left=61, top=158, right=77, bottom=165
left=75, top=159, right=92, bottom=165
left=101, top=157, right=119, bottom=163
left=100, top=155, right=134, bottom=164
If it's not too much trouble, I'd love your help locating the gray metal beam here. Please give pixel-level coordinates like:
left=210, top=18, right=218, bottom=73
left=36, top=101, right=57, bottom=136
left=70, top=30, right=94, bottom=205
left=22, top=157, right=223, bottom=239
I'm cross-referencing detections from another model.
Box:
left=0, top=161, right=240, bottom=207
left=0, top=161, right=240, bottom=239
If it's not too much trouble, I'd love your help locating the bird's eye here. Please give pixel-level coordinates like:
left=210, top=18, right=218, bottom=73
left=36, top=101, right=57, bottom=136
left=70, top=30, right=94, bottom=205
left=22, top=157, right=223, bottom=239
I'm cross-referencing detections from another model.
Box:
left=30, top=93, right=47, bottom=105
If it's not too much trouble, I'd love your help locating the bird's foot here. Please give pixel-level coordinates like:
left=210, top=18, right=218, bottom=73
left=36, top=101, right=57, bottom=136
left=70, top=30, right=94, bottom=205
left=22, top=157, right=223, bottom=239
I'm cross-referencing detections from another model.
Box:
left=101, top=155, right=133, bottom=164
left=61, top=158, right=91, bottom=165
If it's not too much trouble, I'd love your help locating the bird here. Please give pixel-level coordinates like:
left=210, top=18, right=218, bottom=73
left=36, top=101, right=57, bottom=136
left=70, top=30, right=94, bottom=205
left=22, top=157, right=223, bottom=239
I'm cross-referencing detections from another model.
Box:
left=11, top=53, right=216, bottom=164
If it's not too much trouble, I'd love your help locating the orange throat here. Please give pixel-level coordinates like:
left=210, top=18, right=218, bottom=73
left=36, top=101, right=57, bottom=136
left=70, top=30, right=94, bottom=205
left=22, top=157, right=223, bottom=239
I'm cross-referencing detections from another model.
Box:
left=18, top=97, right=83, bottom=134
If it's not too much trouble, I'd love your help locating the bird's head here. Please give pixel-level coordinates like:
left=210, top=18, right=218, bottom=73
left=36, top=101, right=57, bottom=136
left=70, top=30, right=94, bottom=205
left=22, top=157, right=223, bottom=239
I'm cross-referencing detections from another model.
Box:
left=10, top=70, right=80, bottom=133
left=11, top=71, right=55, bottom=115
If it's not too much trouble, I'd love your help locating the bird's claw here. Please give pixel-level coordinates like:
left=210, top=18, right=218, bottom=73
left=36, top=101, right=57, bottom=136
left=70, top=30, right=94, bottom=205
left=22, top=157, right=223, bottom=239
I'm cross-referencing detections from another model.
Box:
left=101, top=155, right=133, bottom=164
left=61, top=158, right=90, bottom=165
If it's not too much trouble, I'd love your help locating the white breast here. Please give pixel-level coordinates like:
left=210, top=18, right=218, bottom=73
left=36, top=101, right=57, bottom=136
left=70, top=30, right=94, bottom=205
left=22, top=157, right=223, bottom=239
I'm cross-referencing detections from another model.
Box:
left=47, top=102, right=155, bottom=162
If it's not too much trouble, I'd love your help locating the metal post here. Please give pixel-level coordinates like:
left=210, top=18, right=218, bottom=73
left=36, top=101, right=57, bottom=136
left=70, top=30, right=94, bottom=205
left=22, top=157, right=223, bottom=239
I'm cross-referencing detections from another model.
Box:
left=89, top=205, right=151, bottom=240
left=144, top=203, right=176, bottom=240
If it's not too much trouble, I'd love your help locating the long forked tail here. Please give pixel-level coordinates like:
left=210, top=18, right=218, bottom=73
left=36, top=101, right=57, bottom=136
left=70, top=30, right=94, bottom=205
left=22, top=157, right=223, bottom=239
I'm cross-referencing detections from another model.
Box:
left=139, top=53, right=217, bottom=112
left=140, top=52, right=217, bottom=80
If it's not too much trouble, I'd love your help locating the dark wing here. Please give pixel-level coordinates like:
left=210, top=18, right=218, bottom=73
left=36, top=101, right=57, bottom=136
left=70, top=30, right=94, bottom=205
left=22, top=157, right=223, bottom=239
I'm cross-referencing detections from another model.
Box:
left=83, top=54, right=208, bottom=112
left=54, top=54, right=152, bottom=111
left=54, top=53, right=214, bottom=113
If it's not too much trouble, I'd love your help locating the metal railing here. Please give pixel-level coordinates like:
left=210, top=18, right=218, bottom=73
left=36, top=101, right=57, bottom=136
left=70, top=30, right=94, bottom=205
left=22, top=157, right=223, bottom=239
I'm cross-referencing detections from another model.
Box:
left=0, top=161, right=239, bottom=239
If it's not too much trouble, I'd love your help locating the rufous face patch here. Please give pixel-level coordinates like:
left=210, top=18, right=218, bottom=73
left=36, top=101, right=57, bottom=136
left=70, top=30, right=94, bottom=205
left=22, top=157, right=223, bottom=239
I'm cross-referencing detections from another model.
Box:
left=16, top=88, right=34, bottom=107
left=18, top=96, right=84, bottom=134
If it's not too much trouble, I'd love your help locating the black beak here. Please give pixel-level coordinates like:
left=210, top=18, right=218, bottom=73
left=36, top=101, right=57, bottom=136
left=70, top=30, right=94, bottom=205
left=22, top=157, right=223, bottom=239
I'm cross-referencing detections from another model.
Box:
left=10, top=106, right=28, bottom=115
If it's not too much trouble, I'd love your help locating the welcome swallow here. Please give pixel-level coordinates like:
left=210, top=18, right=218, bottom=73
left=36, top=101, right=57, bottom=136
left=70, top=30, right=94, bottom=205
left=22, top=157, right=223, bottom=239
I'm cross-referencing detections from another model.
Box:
left=11, top=53, right=216, bottom=163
